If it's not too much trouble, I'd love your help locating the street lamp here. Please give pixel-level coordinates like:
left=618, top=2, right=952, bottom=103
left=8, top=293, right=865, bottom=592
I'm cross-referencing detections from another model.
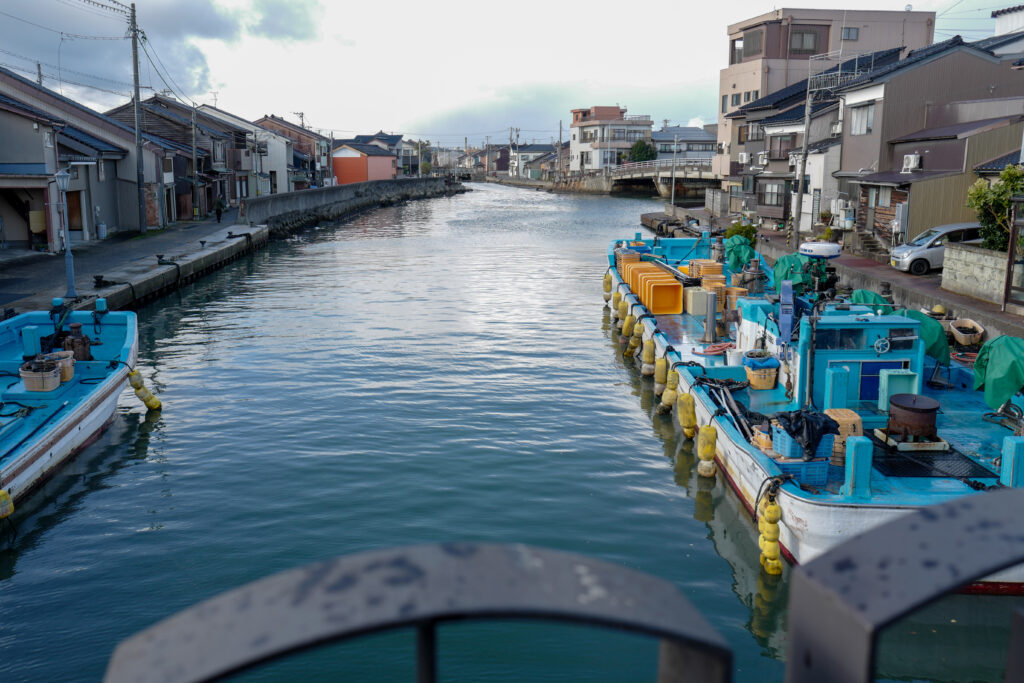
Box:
left=53, top=167, right=77, bottom=298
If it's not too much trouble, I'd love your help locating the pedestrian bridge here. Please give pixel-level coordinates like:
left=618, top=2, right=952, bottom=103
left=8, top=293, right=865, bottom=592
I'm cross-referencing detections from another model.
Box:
left=552, top=159, right=719, bottom=197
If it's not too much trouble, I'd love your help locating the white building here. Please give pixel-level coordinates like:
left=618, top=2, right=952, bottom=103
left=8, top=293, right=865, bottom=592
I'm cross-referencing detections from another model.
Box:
left=509, top=143, right=555, bottom=178
left=569, top=106, right=653, bottom=173
left=199, top=105, right=294, bottom=194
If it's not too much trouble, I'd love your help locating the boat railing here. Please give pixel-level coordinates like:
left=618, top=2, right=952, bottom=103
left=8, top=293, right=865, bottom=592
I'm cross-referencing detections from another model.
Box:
left=103, top=542, right=733, bottom=683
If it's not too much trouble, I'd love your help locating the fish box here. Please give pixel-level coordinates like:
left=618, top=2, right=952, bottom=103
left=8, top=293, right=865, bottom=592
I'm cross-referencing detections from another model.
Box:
left=20, top=360, right=61, bottom=392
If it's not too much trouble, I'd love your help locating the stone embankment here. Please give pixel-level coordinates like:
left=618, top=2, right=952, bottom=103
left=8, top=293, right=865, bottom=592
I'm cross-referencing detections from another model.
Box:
left=246, top=177, right=464, bottom=235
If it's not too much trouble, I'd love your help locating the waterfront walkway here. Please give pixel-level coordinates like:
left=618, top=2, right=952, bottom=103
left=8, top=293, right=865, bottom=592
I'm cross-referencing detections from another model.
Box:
left=0, top=208, right=243, bottom=312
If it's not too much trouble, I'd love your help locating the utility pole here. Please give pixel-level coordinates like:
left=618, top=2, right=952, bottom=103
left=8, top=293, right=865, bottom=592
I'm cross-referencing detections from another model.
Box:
left=36, top=62, right=42, bottom=85
left=130, top=3, right=147, bottom=233
left=670, top=133, right=678, bottom=209
left=417, top=140, right=422, bottom=178
left=558, top=120, right=563, bottom=182
left=191, top=105, right=198, bottom=218
left=211, top=91, right=219, bottom=107
left=293, top=111, right=305, bottom=128
left=791, top=77, right=815, bottom=251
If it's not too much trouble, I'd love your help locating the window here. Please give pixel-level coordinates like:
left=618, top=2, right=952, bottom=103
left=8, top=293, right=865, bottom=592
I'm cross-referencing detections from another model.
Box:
left=722, top=95, right=728, bottom=113
left=744, top=91, right=751, bottom=103
left=731, top=93, right=741, bottom=106
left=842, top=27, right=859, bottom=41
left=790, top=31, right=817, bottom=53
left=742, top=175, right=755, bottom=193
left=731, top=38, right=743, bottom=65
left=745, top=123, right=764, bottom=142
left=752, top=89, right=759, bottom=100
left=849, top=103, right=874, bottom=135
left=730, top=185, right=743, bottom=198
left=769, top=134, right=796, bottom=159
left=877, top=187, right=891, bottom=208
left=744, top=30, right=763, bottom=57
left=760, top=182, right=785, bottom=206
left=580, top=151, right=591, bottom=166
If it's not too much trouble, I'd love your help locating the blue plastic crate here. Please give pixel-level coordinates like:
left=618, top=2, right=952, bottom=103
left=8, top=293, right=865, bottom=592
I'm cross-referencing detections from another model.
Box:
left=776, top=458, right=829, bottom=486
left=772, top=424, right=834, bottom=460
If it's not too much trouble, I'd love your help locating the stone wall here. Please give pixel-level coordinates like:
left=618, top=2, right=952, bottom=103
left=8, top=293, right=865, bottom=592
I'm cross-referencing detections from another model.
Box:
left=941, top=242, right=1009, bottom=304
left=243, top=178, right=460, bottom=235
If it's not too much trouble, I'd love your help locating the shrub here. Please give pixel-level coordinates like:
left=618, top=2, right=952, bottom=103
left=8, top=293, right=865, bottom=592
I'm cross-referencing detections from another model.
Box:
left=725, top=222, right=757, bottom=244
left=629, top=140, right=657, bottom=162
left=966, top=164, right=1024, bottom=251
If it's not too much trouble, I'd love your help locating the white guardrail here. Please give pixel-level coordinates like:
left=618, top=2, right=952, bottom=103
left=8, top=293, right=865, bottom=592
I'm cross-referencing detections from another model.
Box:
left=610, top=158, right=714, bottom=176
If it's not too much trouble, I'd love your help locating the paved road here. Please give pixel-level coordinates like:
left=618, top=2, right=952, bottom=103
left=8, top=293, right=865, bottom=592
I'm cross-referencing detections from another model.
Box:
left=0, top=209, right=240, bottom=312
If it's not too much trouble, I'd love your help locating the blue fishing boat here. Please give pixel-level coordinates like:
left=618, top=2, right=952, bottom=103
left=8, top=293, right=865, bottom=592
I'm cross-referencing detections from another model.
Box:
left=0, top=298, right=148, bottom=514
left=605, top=231, right=1024, bottom=593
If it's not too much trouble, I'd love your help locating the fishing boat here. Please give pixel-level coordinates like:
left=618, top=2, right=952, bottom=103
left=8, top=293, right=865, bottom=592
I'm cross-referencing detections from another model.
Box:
left=0, top=298, right=149, bottom=515
left=605, top=231, right=1024, bottom=593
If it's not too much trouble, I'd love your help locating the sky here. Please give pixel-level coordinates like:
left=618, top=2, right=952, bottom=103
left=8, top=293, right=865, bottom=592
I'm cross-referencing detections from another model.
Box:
left=0, top=0, right=1001, bottom=147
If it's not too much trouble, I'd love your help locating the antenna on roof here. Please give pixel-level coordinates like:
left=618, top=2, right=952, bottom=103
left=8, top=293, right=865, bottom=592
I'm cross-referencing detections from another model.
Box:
left=293, top=111, right=306, bottom=128
left=211, top=91, right=219, bottom=107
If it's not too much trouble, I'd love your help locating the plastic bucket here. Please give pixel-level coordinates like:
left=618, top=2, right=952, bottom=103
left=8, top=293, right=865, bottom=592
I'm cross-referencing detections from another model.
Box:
left=726, top=349, right=744, bottom=366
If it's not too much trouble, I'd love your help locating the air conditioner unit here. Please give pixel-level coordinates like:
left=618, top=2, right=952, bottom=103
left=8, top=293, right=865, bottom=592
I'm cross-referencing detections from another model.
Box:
left=788, top=153, right=799, bottom=168
left=738, top=152, right=749, bottom=164
left=757, top=151, right=768, bottom=166
left=901, top=154, right=921, bottom=173
left=830, top=121, right=842, bottom=137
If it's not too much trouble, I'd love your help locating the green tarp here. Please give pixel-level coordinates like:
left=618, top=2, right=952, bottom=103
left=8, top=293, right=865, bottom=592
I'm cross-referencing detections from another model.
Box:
left=772, top=254, right=815, bottom=294
left=973, top=336, right=1024, bottom=410
left=725, top=235, right=756, bottom=274
left=894, top=309, right=950, bottom=366
left=849, top=289, right=891, bottom=315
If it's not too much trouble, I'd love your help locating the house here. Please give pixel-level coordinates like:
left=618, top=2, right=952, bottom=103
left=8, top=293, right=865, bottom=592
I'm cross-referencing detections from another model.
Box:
left=569, top=106, right=653, bottom=173
left=835, top=36, right=1024, bottom=244
left=106, top=95, right=247, bottom=218
left=714, top=8, right=936, bottom=179
left=853, top=105, right=1024, bottom=244
left=719, top=48, right=902, bottom=228
left=199, top=104, right=294, bottom=195
left=652, top=126, right=716, bottom=161
left=253, top=115, right=331, bottom=187
left=509, top=143, right=555, bottom=178
left=0, top=65, right=177, bottom=243
left=331, top=143, right=397, bottom=184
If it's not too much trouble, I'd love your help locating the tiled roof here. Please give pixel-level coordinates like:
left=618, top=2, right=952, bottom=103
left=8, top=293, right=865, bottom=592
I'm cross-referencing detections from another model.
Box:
left=853, top=169, right=961, bottom=185
left=971, top=31, right=1024, bottom=51
left=340, top=143, right=395, bottom=157
left=0, top=92, right=63, bottom=124
left=515, top=143, right=555, bottom=153
left=890, top=115, right=1020, bottom=142
left=759, top=101, right=834, bottom=127
left=738, top=47, right=904, bottom=113
left=0, top=163, right=49, bottom=176
left=651, top=126, right=714, bottom=142
left=808, top=137, right=841, bottom=153
left=993, top=5, right=1024, bottom=17
left=259, top=114, right=329, bottom=140
left=974, top=149, right=1022, bottom=172
left=59, top=125, right=126, bottom=155
left=837, top=37, right=969, bottom=91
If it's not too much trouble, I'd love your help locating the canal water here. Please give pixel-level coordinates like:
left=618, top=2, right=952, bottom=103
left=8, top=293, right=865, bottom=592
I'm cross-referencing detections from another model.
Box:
left=0, top=183, right=1011, bottom=681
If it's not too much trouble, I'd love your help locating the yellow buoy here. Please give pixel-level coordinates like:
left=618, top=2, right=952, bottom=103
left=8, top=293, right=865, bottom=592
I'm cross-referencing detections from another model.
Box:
left=763, top=501, right=782, bottom=523
left=127, top=370, right=162, bottom=411
left=617, top=299, right=629, bottom=321
left=621, top=314, right=635, bottom=338
left=761, top=522, right=780, bottom=542
left=0, top=489, right=13, bottom=520
left=761, top=539, right=780, bottom=561
left=641, top=340, right=656, bottom=376
left=603, top=271, right=612, bottom=292
left=697, top=423, right=717, bottom=461
left=764, top=557, right=783, bottom=575
left=611, top=291, right=622, bottom=316
left=653, top=357, right=668, bottom=394
left=677, top=392, right=697, bottom=439
left=624, top=321, right=643, bottom=358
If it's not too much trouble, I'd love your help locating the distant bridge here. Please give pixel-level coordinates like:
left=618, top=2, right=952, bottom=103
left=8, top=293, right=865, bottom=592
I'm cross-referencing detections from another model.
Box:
left=605, top=158, right=718, bottom=198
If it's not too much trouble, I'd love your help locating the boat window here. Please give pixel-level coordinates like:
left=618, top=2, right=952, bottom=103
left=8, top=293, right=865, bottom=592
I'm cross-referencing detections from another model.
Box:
left=890, top=328, right=915, bottom=351
left=815, top=328, right=865, bottom=350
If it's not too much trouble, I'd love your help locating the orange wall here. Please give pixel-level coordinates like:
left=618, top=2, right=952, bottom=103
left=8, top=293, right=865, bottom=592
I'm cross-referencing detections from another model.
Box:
left=333, top=157, right=367, bottom=185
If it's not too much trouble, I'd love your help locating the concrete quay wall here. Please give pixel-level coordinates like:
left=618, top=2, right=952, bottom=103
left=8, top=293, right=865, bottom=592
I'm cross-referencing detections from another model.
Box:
left=245, top=178, right=462, bottom=235
left=941, top=243, right=1009, bottom=305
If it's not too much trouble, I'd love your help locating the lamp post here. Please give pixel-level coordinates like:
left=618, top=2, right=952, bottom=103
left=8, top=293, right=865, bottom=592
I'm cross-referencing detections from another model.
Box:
left=53, top=168, right=77, bottom=298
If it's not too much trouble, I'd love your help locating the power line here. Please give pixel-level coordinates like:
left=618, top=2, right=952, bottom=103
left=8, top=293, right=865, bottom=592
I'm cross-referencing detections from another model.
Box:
left=0, top=9, right=126, bottom=39
left=66, top=0, right=129, bottom=16
left=139, top=32, right=193, bottom=105
left=0, top=61, right=136, bottom=96
left=0, top=46, right=138, bottom=88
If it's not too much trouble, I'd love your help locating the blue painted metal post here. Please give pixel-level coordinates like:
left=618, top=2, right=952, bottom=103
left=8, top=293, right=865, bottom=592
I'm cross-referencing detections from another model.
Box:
left=824, top=366, right=849, bottom=410
left=841, top=436, right=873, bottom=498
left=1001, top=437, right=1024, bottom=487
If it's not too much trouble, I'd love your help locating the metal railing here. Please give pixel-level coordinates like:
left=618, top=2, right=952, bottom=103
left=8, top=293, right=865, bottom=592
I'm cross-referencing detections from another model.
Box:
left=104, top=543, right=733, bottom=683
left=610, top=158, right=714, bottom=176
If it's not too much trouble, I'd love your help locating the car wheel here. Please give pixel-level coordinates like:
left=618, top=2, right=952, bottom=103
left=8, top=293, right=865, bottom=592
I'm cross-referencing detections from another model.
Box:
left=909, top=259, right=929, bottom=276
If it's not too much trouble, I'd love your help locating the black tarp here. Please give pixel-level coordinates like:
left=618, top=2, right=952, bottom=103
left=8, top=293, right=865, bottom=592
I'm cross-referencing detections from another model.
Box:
left=773, top=410, right=841, bottom=461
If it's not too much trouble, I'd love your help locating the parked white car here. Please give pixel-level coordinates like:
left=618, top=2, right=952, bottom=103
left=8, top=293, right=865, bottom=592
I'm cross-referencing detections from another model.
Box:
left=889, top=222, right=982, bottom=275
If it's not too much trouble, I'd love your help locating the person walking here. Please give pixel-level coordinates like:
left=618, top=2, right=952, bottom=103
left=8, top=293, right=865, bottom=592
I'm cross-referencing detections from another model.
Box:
left=215, top=196, right=226, bottom=224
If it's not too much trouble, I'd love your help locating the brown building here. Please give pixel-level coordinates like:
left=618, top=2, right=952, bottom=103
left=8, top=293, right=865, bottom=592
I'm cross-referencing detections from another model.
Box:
left=714, top=7, right=936, bottom=182
left=836, top=37, right=1024, bottom=244
left=253, top=115, right=330, bottom=188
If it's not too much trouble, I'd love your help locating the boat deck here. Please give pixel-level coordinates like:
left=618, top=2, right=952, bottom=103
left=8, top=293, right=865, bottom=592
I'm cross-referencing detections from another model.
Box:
left=0, top=311, right=136, bottom=473
left=651, top=308, right=1004, bottom=507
